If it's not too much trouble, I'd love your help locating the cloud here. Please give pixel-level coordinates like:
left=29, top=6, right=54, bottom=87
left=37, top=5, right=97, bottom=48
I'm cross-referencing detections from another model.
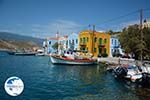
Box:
left=31, top=19, right=83, bottom=38
left=0, top=29, right=12, bottom=33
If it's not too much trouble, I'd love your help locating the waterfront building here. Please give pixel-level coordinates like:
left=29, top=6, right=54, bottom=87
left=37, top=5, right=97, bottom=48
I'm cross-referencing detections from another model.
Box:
left=43, top=39, right=57, bottom=54
left=143, top=21, right=150, bottom=28
left=58, top=35, right=68, bottom=51
left=67, top=33, right=78, bottom=51
left=110, top=35, right=124, bottom=57
left=78, top=30, right=110, bottom=57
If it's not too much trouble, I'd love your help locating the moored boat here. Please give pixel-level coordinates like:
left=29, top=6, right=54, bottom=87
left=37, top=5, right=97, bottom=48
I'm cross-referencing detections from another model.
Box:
left=113, top=64, right=142, bottom=82
left=50, top=54, right=97, bottom=65
left=139, top=61, right=150, bottom=88
left=8, top=51, right=36, bottom=56
left=35, top=49, right=45, bottom=56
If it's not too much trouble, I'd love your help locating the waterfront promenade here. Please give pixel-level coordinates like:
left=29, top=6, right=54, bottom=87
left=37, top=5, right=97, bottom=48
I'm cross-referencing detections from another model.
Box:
left=98, top=57, right=139, bottom=66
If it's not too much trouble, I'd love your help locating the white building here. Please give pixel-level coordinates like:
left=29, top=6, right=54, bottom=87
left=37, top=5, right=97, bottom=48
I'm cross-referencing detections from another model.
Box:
left=110, top=35, right=124, bottom=57
left=67, top=33, right=78, bottom=51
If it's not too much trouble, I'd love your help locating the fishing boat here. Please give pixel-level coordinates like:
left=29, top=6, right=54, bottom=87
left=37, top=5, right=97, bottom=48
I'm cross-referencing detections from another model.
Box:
left=14, top=52, right=36, bottom=56
left=8, top=51, right=36, bottom=56
left=50, top=54, right=97, bottom=65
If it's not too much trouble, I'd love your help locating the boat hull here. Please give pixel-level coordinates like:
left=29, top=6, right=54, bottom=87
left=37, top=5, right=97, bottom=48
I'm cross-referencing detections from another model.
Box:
left=8, top=52, right=36, bottom=56
left=50, top=55, right=97, bottom=65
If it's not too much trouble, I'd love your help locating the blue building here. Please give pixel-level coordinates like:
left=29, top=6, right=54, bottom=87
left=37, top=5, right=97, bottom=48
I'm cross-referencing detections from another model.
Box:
left=110, top=35, right=124, bottom=57
left=43, top=39, right=57, bottom=54
left=67, top=33, right=78, bottom=50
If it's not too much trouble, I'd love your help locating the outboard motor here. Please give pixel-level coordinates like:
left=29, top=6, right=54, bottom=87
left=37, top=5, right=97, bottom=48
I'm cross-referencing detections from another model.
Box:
left=137, top=66, right=142, bottom=72
left=114, top=67, right=128, bottom=78
left=141, top=73, right=150, bottom=88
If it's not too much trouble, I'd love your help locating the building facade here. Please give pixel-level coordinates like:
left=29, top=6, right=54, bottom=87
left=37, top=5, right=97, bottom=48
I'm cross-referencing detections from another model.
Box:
left=67, top=33, right=78, bottom=51
left=110, top=35, right=124, bottom=57
left=79, top=30, right=110, bottom=57
left=58, top=36, right=68, bottom=51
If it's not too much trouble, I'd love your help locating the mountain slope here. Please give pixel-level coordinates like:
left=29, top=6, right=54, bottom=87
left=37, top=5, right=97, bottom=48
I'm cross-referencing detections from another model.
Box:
left=0, top=32, right=44, bottom=46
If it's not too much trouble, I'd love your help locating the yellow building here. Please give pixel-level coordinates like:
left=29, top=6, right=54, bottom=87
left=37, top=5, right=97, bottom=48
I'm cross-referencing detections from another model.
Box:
left=78, top=30, right=110, bottom=57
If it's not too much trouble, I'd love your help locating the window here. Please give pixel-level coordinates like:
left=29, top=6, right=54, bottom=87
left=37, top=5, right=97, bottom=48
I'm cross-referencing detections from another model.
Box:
left=83, top=37, right=86, bottom=43
left=104, top=48, right=107, bottom=53
left=94, top=48, right=97, bottom=52
left=87, top=37, right=89, bottom=42
left=72, top=40, right=74, bottom=44
left=83, top=48, right=85, bottom=51
left=115, top=40, right=117, bottom=45
left=69, top=40, right=71, bottom=44
left=66, top=40, right=68, bottom=45
left=49, top=41, right=51, bottom=44
left=104, top=39, right=107, bottom=43
left=94, top=37, right=97, bottom=42
left=76, top=39, right=78, bottom=44
left=112, top=39, right=113, bottom=44
left=99, top=38, right=102, bottom=45
left=80, top=38, right=82, bottom=43
left=99, top=48, right=102, bottom=54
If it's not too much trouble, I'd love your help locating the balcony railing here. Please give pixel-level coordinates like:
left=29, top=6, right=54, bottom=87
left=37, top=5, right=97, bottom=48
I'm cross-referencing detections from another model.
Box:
left=80, top=42, right=86, bottom=46
left=98, top=43, right=105, bottom=47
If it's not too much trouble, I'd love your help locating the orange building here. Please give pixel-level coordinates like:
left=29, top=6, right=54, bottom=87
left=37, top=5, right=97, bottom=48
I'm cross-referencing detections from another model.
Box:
left=78, top=30, right=110, bottom=57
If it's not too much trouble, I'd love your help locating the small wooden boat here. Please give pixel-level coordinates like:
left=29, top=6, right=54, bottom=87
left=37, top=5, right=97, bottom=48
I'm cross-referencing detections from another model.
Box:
left=50, top=55, right=97, bottom=65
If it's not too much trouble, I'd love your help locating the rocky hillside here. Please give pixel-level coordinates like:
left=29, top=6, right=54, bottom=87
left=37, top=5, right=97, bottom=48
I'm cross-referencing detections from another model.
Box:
left=0, top=32, right=44, bottom=51
left=0, top=39, right=40, bottom=52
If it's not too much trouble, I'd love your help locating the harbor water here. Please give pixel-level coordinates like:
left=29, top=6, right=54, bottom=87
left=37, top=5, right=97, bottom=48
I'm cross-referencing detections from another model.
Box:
left=0, top=51, right=150, bottom=100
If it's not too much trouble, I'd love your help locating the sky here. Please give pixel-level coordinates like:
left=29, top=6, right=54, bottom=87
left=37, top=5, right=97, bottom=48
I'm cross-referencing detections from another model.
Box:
left=0, top=0, right=150, bottom=38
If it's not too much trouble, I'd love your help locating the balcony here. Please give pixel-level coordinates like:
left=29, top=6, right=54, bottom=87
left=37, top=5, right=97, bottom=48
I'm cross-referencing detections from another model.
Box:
left=80, top=42, right=86, bottom=46
left=98, top=43, right=105, bottom=47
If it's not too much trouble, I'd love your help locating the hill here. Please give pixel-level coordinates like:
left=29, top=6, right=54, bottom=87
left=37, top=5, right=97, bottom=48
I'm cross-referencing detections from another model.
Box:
left=0, top=32, right=44, bottom=51
left=0, top=32, right=44, bottom=46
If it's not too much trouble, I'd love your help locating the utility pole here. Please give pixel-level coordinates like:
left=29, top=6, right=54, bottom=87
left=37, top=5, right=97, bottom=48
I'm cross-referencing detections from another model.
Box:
left=140, top=9, right=143, bottom=63
left=92, top=25, right=95, bottom=55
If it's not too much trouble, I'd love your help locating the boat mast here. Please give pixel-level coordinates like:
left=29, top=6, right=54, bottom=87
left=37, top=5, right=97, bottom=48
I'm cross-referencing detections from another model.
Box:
left=56, top=31, right=59, bottom=53
left=140, top=9, right=143, bottom=63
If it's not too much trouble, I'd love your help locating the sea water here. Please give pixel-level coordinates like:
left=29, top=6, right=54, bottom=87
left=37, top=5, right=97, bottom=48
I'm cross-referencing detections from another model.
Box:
left=0, top=51, right=150, bottom=100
